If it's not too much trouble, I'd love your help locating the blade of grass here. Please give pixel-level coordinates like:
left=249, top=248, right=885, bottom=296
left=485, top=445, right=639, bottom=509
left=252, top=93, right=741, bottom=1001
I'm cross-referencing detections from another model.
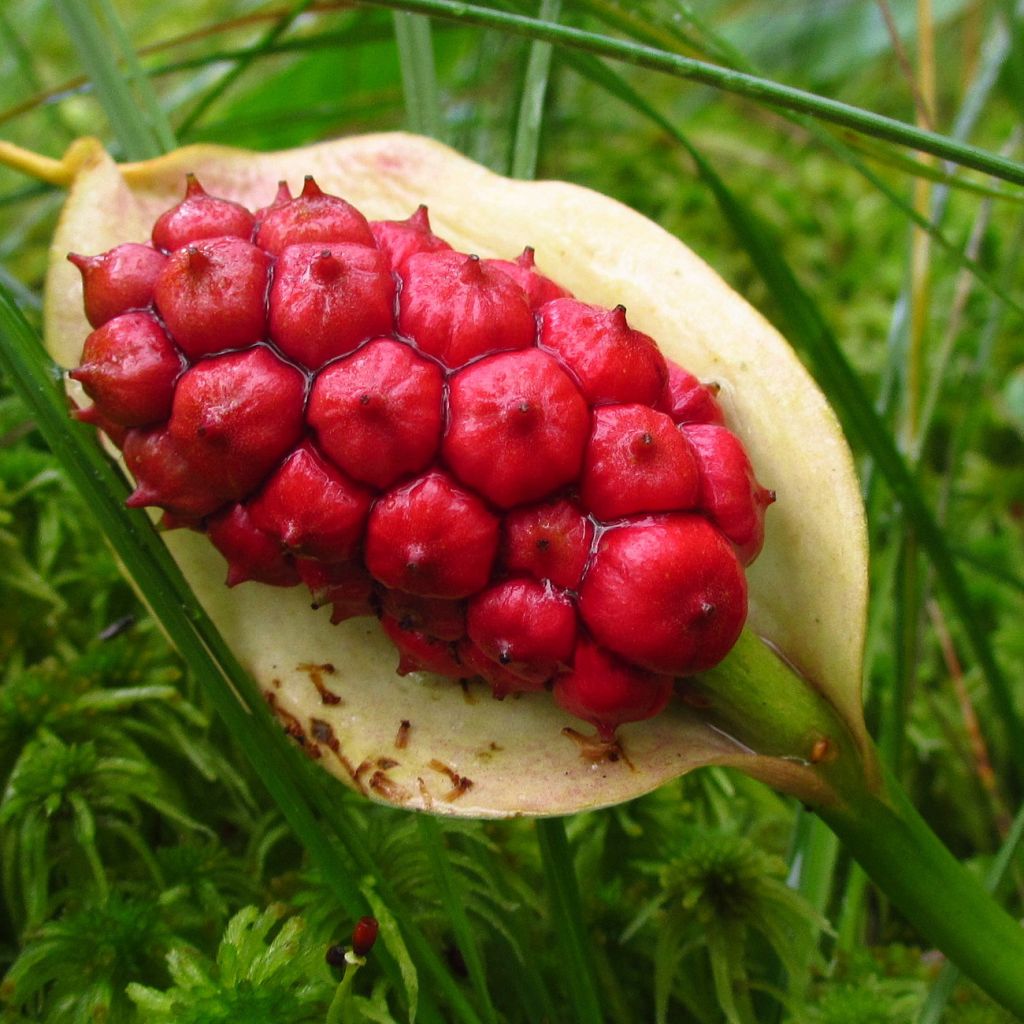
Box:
left=535, top=817, right=604, bottom=1024
left=50, top=0, right=163, bottom=160
left=354, top=0, right=1024, bottom=186
left=0, top=284, right=483, bottom=1024
left=392, top=11, right=444, bottom=138
left=416, top=817, right=499, bottom=1024
left=176, top=0, right=317, bottom=138
left=510, top=0, right=561, bottom=179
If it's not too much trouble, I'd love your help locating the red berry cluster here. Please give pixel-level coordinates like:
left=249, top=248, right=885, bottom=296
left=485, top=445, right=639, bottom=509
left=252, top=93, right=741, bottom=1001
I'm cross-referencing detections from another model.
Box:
left=68, top=174, right=774, bottom=740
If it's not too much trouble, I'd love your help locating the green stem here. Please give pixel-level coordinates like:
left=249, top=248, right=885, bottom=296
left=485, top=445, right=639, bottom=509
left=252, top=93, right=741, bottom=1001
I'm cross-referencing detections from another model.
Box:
left=392, top=11, right=443, bottom=139
left=819, top=768, right=1024, bottom=1019
left=535, top=818, right=604, bottom=1024
left=325, top=958, right=360, bottom=1024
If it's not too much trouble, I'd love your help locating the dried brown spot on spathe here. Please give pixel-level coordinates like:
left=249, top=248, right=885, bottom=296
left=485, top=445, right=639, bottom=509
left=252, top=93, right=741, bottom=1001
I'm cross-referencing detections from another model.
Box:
left=395, top=719, right=412, bottom=749
left=369, top=771, right=412, bottom=803
left=561, top=726, right=635, bottom=769
left=297, top=661, right=343, bottom=705
left=428, top=758, right=474, bottom=801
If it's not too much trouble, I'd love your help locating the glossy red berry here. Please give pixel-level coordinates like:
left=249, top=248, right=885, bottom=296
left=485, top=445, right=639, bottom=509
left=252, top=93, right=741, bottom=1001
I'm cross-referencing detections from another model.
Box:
left=501, top=498, right=594, bottom=591
left=154, top=238, right=270, bottom=359
left=660, top=362, right=725, bottom=425
left=378, top=590, right=466, bottom=642
left=68, top=243, right=167, bottom=327
left=307, top=337, right=444, bottom=488
left=486, top=247, right=570, bottom=309
left=371, top=205, right=451, bottom=271
left=381, top=615, right=464, bottom=678
left=444, top=348, right=590, bottom=508
left=538, top=298, right=667, bottom=406
left=69, top=313, right=182, bottom=427
left=207, top=503, right=301, bottom=588
left=151, top=174, right=255, bottom=251
left=268, top=244, right=395, bottom=369
left=580, top=515, right=747, bottom=675
left=256, top=175, right=374, bottom=255
left=398, top=250, right=535, bottom=367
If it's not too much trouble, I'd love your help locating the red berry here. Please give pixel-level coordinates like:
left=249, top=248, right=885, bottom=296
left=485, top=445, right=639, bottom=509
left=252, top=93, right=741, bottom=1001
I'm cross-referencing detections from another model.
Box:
left=682, top=424, right=775, bottom=565
left=398, top=250, right=535, bottom=368
left=68, top=243, right=167, bottom=327
left=502, top=498, right=594, bottom=590
left=365, top=470, right=500, bottom=598
left=206, top=503, right=300, bottom=588
left=151, top=174, right=255, bottom=252
left=254, top=180, right=294, bottom=225
left=249, top=443, right=373, bottom=562
left=580, top=404, right=700, bottom=521
left=457, top=638, right=545, bottom=699
left=70, top=313, right=182, bottom=427
left=444, top=349, right=590, bottom=508
left=255, top=175, right=374, bottom=255
left=538, top=298, right=667, bottom=406
left=297, top=559, right=376, bottom=623
left=553, top=639, right=673, bottom=741
left=307, top=337, right=443, bottom=488
left=370, top=205, right=451, bottom=271
left=166, top=347, right=305, bottom=503
left=381, top=615, right=464, bottom=678
left=486, top=247, right=570, bottom=309
left=467, top=578, right=577, bottom=684
left=579, top=515, right=747, bottom=675
left=72, top=403, right=130, bottom=450
left=268, top=244, right=395, bottom=369
left=351, top=916, right=380, bottom=958
left=659, top=361, right=725, bottom=425
left=154, top=238, right=270, bottom=359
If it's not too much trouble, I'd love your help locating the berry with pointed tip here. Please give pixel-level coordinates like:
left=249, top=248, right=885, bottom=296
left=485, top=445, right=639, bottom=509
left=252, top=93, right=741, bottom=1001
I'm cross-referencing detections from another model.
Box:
left=379, top=590, right=467, bottom=642
left=167, top=347, right=305, bottom=503
left=502, top=498, right=594, bottom=591
left=69, top=313, right=182, bottom=427
left=486, top=247, right=570, bottom=309
left=72, top=403, right=130, bottom=450
left=467, top=578, right=577, bottom=684
left=68, top=244, right=167, bottom=327
left=207, top=503, right=300, bottom=588
left=307, top=337, right=443, bottom=488
left=581, top=404, right=700, bottom=520
left=660, top=361, right=725, bottom=425
left=553, top=639, right=673, bottom=741
left=457, top=638, right=546, bottom=699
left=580, top=515, right=747, bottom=675
left=123, top=427, right=228, bottom=520
left=397, top=250, right=535, bottom=368
left=255, top=175, right=375, bottom=255
left=370, top=205, right=451, bottom=271
left=154, top=238, right=270, bottom=359
left=538, top=298, right=667, bottom=406
left=268, top=244, right=395, bottom=369
left=381, top=615, right=464, bottom=678
left=151, top=174, right=255, bottom=251
left=248, top=443, right=374, bottom=562
left=682, top=423, right=775, bottom=565
left=365, top=470, right=500, bottom=598
left=254, top=181, right=293, bottom=225
left=444, top=348, right=590, bottom=508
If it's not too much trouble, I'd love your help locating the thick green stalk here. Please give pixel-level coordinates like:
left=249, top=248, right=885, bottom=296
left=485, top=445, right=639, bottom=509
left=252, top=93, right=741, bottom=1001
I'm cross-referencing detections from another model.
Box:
left=820, top=771, right=1024, bottom=1018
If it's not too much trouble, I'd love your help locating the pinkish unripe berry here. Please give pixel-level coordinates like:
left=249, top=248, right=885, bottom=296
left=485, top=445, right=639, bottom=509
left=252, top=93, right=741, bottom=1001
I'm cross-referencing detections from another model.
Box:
left=486, top=247, right=570, bottom=309
left=151, top=174, right=255, bottom=252
left=660, top=361, right=725, bottom=425
left=68, top=243, right=167, bottom=327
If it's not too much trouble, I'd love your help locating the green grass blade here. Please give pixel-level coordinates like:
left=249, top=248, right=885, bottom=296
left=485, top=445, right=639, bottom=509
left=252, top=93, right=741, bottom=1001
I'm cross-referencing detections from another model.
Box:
left=50, top=0, right=162, bottom=160
left=535, top=818, right=604, bottom=1024
left=354, top=0, right=1024, bottom=186
left=90, top=0, right=178, bottom=153
left=392, top=11, right=443, bottom=138
left=510, top=0, right=561, bottom=179
left=176, top=0, right=317, bottom=137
